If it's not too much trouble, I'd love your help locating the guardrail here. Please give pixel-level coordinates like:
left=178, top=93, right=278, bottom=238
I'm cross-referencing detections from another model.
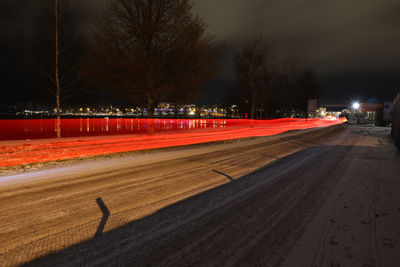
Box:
left=392, top=93, right=400, bottom=151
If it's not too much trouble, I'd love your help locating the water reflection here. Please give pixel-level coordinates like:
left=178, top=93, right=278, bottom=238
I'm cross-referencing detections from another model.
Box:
left=0, top=118, right=229, bottom=141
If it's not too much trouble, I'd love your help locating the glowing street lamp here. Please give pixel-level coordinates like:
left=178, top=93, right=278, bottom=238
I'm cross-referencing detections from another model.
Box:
left=352, top=102, right=360, bottom=112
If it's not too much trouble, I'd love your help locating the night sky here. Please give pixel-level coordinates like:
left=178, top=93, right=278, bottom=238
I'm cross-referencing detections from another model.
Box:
left=1, top=0, right=399, bottom=106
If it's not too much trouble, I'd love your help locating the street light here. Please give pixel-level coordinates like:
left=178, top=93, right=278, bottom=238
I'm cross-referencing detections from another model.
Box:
left=352, top=102, right=360, bottom=111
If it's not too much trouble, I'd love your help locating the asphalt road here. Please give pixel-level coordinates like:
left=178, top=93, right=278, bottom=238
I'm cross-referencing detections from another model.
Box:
left=0, top=125, right=399, bottom=266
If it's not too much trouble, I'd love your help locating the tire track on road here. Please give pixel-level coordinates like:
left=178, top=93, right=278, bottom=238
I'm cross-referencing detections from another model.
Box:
left=0, top=125, right=348, bottom=266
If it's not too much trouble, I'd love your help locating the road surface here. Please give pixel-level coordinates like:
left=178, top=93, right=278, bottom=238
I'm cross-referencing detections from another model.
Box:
left=0, top=125, right=399, bottom=266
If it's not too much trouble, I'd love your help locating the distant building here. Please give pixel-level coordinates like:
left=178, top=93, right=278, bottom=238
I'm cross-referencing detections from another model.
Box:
left=317, top=103, right=347, bottom=118
left=383, top=101, right=394, bottom=122
left=316, top=107, right=326, bottom=118
left=391, top=92, right=400, bottom=150
left=358, top=98, right=383, bottom=124
left=307, top=99, right=318, bottom=118
left=344, top=98, right=392, bottom=126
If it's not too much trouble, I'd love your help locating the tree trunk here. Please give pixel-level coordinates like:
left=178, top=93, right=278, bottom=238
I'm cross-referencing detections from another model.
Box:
left=147, top=93, right=155, bottom=118
left=148, top=107, right=154, bottom=118
left=250, top=102, right=256, bottom=120
left=173, top=103, right=179, bottom=118
left=55, top=0, right=61, bottom=138
left=250, top=82, right=256, bottom=119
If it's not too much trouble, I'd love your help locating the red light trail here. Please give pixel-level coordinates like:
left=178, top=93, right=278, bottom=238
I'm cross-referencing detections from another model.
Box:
left=0, top=118, right=346, bottom=167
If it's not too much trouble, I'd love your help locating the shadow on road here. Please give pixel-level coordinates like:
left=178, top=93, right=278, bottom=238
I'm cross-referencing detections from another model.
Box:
left=95, top=198, right=110, bottom=237
left=18, top=130, right=398, bottom=266
left=212, top=169, right=234, bottom=182
left=19, top=144, right=343, bottom=266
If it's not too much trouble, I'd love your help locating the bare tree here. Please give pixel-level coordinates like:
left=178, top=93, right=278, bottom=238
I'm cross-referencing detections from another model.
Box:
left=80, top=0, right=219, bottom=118
left=276, top=53, right=306, bottom=116
left=54, top=0, right=62, bottom=137
left=233, top=46, right=321, bottom=119
left=275, top=53, right=320, bottom=117
left=234, top=37, right=271, bottom=119
left=32, top=0, right=80, bottom=137
left=296, top=67, right=321, bottom=116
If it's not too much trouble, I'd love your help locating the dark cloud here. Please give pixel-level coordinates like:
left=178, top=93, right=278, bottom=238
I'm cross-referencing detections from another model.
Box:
left=1, top=0, right=399, bottom=105
left=320, top=71, right=400, bottom=104
left=193, top=0, right=400, bottom=103
left=195, top=0, right=400, bottom=72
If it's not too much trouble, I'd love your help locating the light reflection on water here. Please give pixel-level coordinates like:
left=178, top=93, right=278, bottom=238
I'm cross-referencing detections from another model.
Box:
left=0, top=118, right=228, bottom=141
